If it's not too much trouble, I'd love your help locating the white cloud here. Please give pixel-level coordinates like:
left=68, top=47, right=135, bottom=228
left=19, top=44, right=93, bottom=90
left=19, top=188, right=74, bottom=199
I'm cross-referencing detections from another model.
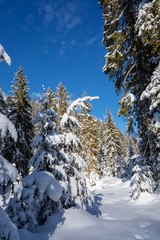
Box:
left=36, top=1, right=82, bottom=33
left=86, top=36, right=99, bottom=46
left=30, top=92, right=42, bottom=100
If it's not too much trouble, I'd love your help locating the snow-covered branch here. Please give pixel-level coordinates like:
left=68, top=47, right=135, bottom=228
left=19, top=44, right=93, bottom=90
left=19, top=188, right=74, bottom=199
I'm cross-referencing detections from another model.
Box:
left=61, top=96, right=99, bottom=129
left=67, top=96, right=99, bottom=114
left=0, top=44, right=11, bottom=66
left=0, top=113, right=17, bottom=141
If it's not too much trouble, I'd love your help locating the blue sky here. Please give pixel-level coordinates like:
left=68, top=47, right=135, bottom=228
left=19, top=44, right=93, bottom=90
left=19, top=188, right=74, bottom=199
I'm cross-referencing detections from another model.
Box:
left=0, top=0, right=127, bottom=132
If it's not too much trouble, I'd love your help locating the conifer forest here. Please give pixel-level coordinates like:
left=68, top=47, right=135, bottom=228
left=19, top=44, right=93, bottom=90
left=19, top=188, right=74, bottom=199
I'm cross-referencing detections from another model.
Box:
left=0, top=1, right=160, bottom=239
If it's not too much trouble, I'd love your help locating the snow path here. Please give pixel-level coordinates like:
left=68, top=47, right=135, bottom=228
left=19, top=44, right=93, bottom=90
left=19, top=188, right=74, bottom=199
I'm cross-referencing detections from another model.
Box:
left=19, top=177, right=160, bottom=240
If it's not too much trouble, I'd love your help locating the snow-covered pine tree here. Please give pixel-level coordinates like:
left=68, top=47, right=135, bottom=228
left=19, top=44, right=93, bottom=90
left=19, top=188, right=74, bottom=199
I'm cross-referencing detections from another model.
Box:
left=7, top=95, right=63, bottom=229
left=7, top=170, right=62, bottom=230
left=130, top=156, right=155, bottom=200
left=118, top=134, right=138, bottom=178
left=0, top=44, right=20, bottom=240
left=29, top=94, right=77, bottom=209
left=99, top=0, right=159, bottom=191
left=60, top=95, right=99, bottom=207
left=3, top=66, right=34, bottom=177
left=104, top=108, right=122, bottom=177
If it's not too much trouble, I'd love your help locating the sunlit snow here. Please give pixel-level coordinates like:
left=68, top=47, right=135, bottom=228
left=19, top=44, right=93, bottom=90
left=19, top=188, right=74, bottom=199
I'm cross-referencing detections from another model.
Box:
left=19, top=177, right=160, bottom=240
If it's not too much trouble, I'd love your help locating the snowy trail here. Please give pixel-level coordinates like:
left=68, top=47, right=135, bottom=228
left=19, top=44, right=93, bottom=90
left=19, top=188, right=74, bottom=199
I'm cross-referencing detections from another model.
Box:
left=19, top=178, right=160, bottom=240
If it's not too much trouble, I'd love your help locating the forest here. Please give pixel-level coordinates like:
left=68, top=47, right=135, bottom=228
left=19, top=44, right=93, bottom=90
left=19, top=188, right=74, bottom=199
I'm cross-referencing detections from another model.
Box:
left=0, top=0, right=160, bottom=239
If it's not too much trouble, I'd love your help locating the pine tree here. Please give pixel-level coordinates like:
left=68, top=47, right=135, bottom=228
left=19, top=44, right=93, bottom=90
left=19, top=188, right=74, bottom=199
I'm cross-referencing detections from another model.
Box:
left=55, top=82, right=70, bottom=124
left=97, top=120, right=107, bottom=177
left=60, top=95, right=99, bottom=207
left=104, top=108, right=122, bottom=177
left=3, top=66, right=34, bottom=177
left=7, top=95, right=63, bottom=230
left=79, top=94, right=100, bottom=179
left=43, top=86, right=57, bottom=112
left=131, top=156, right=155, bottom=199
left=99, top=0, right=159, bottom=188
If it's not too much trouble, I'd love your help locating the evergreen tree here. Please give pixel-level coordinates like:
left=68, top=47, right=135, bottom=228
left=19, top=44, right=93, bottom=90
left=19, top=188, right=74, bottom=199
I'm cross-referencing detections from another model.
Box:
left=55, top=82, right=70, bottom=123
left=28, top=94, right=95, bottom=213
left=97, top=120, right=107, bottom=177
left=7, top=95, right=63, bottom=230
left=79, top=92, right=100, bottom=179
left=60, top=95, right=99, bottom=207
left=131, top=156, right=155, bottom=199
left=3, top=66, right=34, bottom=177
left=104, top=108, right=122, bottom=177
left=43, top=86, right=57, bottom=112
left=99, top=0, right=159, bottom=188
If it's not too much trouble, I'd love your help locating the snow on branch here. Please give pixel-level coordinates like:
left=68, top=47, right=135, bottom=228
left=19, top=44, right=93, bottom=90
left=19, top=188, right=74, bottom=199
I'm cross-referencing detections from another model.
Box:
left=0, top=155, right=18, bottom=185
left=67, top=96, right=99, bottom=114
left=0, top=207, right=20, bottom=240
left=0, top=154, right=18, bottom=201
left=0, top=85, right=7, bottom=102
left=0, top=113, right=17, bottom=141
left=0, top=44, right=11, bottom=66
left=22, top=171, right=62, bottom=202
left=61, top=96, right=99, bottom=129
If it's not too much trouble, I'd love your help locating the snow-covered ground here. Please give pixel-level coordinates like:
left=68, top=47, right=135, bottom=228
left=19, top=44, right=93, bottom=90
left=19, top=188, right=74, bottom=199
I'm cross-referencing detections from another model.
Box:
left=19, top=177, right=160, bottom=240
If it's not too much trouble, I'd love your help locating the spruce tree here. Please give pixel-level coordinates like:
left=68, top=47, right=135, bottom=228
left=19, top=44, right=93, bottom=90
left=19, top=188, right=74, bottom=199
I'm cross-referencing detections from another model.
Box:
left=79, top=94, right=100, bottom=179
left=104, top=108, right=122, bottom=177
left=55, top=82, right=70, bottom=123
left=97, top=120, right=107, bottom=177
left=43, top=87, right=57, bottom=112
left=3, top=66, right=33, bottom=177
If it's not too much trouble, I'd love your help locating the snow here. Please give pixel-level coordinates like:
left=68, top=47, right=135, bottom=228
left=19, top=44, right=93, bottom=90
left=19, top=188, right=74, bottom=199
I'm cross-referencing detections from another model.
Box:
left=0, top=154, right=18, bottom=195
left=0, top=44, right=11, bottom=66
left=65, top=132, right=81, bottom=148
left=19, top=177, right=160, bottom=240
left=67, top=96, right=99, bottom=114
left=22, top=171, right=62, bottom=202
left=0, top=85, right=7, bottom=102
left=0, top=113, right=17, bottom=141
left=0, top=206, right=20, bottom=240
